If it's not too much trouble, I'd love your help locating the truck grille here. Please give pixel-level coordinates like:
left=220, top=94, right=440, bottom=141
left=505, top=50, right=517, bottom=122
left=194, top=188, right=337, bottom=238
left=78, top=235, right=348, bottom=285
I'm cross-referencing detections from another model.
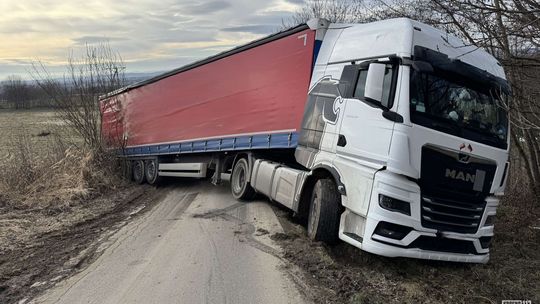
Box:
left=421, top=195, right=485, bottom=234
left=419, top=146, right=496, bottom=234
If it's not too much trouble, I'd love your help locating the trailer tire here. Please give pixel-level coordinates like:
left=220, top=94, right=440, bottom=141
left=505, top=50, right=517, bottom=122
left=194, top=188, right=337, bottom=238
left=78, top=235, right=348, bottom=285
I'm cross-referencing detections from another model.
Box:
left=230, top=158, right=256, bottom=201
left=145, top=158, right=161, bottom=185
left=307, top=178, right=342, bottom=244
left=133, top=160, right=146, bottom=184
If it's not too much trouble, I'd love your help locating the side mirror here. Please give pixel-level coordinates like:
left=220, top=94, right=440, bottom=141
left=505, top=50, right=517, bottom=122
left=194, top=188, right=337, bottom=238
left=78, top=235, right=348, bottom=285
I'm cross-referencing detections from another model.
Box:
left=364, top=63, right=386, bottom=104
left=412, top=60, right=434, bottom=73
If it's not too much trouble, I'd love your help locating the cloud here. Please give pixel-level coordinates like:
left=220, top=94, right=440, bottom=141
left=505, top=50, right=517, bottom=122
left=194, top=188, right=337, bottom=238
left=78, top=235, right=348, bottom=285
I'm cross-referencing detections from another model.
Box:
left=182, top=1, right=231, bottom=15
left=72, top=36, right=129, bottom=45
left=149, top=30, right=219, bottom=43
left=243, top=10, right=296, bottom=25
left=221, top=24, right=277, bottom=34
left=0, top=0, right=300, bottom=79
left=3, top=58, right=31, bottom=65
left=284, top=0, right=305, bottom=4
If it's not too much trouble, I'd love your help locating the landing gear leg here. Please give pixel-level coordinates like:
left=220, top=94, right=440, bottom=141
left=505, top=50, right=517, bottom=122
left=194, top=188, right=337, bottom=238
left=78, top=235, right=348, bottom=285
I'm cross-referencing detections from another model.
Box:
left=211, top=156, right=224, bottom=185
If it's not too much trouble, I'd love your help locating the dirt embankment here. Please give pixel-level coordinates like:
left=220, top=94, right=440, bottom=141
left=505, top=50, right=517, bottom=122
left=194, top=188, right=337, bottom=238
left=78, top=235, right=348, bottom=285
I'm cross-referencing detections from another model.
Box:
left=272, top=194, right=540, bottom=304
left=0, top=185, right=164, bottom=304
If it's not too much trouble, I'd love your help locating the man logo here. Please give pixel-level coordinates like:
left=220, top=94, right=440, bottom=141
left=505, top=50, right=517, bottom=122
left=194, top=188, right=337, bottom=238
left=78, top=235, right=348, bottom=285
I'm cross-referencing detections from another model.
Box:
left=459, top=143, right=473, bottom=152
left=458, top=153, right=470, bottom=163
left=445, top=168, right=475, bottom=183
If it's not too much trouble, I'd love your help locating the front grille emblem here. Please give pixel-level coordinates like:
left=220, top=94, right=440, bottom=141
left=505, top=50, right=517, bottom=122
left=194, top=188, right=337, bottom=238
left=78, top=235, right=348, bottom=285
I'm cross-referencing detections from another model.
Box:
left=458, top=153, right=470, bottom=163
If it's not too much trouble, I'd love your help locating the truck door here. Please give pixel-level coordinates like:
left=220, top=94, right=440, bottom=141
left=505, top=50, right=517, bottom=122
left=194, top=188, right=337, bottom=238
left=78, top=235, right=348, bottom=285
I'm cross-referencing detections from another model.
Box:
left=336, top=63, right=398, bottom=166
left=332, top=63, right=398, bottom=216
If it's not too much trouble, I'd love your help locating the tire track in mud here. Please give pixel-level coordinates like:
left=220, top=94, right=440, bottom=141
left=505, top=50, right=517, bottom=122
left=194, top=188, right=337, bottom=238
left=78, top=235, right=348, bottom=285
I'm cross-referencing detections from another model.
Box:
left=191, top=202, right=246, bottom=219
left=197, top=220, right=229, bottom=304
left=192, top=203, right=280, bottom=258
left=46, top=189, right=181, bottom=304
left=42, top=189, right=199, bottom=304
left=190, top=202, right=312, bottom=301
left=113, top=192, right=199, bottom=304
left=0, top=186, right=165, bottom=304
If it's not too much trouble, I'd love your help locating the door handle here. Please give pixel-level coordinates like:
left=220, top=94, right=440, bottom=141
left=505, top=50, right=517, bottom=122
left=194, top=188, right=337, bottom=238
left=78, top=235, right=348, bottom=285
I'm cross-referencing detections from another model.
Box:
left=337, top=134, right=347, bottom=147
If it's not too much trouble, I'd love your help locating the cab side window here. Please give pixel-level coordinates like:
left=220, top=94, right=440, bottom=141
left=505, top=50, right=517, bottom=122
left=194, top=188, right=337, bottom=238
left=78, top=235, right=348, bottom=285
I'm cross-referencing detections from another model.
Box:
left=352, top=65, right=396, bottom=108
left=353, top=70, right=368, bottom=100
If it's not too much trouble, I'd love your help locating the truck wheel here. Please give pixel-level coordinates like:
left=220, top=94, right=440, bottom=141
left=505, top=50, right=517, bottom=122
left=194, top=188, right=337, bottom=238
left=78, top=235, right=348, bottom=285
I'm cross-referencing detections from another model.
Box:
left=145, top=159, right=161, bottom=185
left=307, top=178, right=342, bottom=244
left=230, top=158, right=256, bottom=200
left=133, top=160, right=146, bottom=184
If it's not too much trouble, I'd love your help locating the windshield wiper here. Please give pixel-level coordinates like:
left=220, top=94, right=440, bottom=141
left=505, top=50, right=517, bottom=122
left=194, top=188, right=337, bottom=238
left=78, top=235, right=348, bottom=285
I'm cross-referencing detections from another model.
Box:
left=461, top=124, right=504, bottom=144
left=420, top=114, right=461, bottom=135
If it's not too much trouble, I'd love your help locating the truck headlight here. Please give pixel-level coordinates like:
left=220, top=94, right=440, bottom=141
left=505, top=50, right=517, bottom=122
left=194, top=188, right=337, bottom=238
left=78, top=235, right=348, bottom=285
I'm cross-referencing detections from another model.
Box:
left=379, top=194, right=411, bottom=216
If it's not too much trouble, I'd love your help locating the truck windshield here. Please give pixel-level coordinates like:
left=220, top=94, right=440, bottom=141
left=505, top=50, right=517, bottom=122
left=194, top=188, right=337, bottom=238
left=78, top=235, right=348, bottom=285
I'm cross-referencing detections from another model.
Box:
left=410, top=70, right=508, bottom=149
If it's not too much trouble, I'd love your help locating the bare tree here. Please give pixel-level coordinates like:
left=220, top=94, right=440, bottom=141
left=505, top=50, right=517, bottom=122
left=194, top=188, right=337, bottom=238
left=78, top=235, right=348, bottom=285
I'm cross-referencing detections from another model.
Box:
left=282, top=0, right=369, bottom=27
left=31, top=42, right=127, bottom=150
left=2, top=75, right=31, bottom=109
left=1, top=77, right=53, bottom=109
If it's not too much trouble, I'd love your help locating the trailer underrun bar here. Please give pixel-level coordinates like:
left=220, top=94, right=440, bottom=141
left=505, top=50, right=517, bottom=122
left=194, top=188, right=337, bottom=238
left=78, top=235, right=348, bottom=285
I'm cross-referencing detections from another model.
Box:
left=122, top=131, right=299, bottom=157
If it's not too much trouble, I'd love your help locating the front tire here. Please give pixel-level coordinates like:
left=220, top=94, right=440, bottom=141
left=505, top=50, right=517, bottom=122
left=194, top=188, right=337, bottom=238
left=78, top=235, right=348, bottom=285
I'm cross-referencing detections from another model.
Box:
left=133, top=160, right=146, bottom=184
left=230, top=158, right=256, bottom=200
left=307, top=178, right=342, bottom=244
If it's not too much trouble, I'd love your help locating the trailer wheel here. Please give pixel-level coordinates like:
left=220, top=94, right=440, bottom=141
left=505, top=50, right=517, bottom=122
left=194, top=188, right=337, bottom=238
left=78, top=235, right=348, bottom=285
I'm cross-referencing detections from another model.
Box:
left=145, top=158, right=161, bottom=185
left=307, top=178, right=342, bottom=244
left=230, top=158, right=256, bottom=200
left=133, top=160, right=146, bottom=184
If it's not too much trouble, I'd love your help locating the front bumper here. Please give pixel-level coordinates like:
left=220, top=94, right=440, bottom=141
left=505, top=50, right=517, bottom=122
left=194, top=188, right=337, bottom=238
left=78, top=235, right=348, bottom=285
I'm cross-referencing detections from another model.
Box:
left=339, top=170, right=498, bottom=264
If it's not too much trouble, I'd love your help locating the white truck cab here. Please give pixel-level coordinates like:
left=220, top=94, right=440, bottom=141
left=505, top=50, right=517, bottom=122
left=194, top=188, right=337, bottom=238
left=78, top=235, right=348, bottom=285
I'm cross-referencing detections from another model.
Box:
left=251, top=18, right=509, bottom=263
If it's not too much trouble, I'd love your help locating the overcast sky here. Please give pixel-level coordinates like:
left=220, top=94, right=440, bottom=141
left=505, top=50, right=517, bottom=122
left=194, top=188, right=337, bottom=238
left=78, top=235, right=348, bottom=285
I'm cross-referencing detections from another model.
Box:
left=0, top=0, right=304, bottom=79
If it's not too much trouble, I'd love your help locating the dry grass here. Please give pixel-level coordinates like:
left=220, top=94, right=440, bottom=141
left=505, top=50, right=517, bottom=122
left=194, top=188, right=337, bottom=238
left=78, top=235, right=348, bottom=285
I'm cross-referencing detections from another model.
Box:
left=0, top=109, right=124, bottom=209
left=0, top=136, right=124, bottom=210
left=0, top=108, right=129, bottom=257
left=0, top=109, right=77, bottom=156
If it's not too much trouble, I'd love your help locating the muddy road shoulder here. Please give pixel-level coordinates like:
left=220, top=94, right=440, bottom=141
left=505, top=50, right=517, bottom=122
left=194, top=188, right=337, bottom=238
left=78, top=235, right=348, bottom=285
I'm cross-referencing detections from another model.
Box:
left=0, top=184, right=166, bottom=304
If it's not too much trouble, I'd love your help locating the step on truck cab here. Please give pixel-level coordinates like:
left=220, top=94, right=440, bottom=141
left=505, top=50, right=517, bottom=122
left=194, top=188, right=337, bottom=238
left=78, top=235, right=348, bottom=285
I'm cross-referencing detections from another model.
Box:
left=101, top=18, right=510, bottom=263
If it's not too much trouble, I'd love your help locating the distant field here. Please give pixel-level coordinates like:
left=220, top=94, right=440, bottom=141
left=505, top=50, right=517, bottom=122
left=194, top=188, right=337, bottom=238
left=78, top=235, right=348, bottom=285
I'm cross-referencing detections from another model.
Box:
left=0, top=109, right=79, bottom=162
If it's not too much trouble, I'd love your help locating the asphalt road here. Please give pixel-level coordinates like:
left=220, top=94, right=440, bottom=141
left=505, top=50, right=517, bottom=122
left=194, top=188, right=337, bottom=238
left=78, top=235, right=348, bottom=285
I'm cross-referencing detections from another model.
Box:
left=33, top=179, right=307, bottom=304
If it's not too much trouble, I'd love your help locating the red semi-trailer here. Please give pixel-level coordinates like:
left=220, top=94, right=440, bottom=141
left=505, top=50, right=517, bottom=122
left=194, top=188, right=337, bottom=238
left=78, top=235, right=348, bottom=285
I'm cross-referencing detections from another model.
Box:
left=101, top=19, right=511, bottom=263
left=102, top=26, right=315, bottom=149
